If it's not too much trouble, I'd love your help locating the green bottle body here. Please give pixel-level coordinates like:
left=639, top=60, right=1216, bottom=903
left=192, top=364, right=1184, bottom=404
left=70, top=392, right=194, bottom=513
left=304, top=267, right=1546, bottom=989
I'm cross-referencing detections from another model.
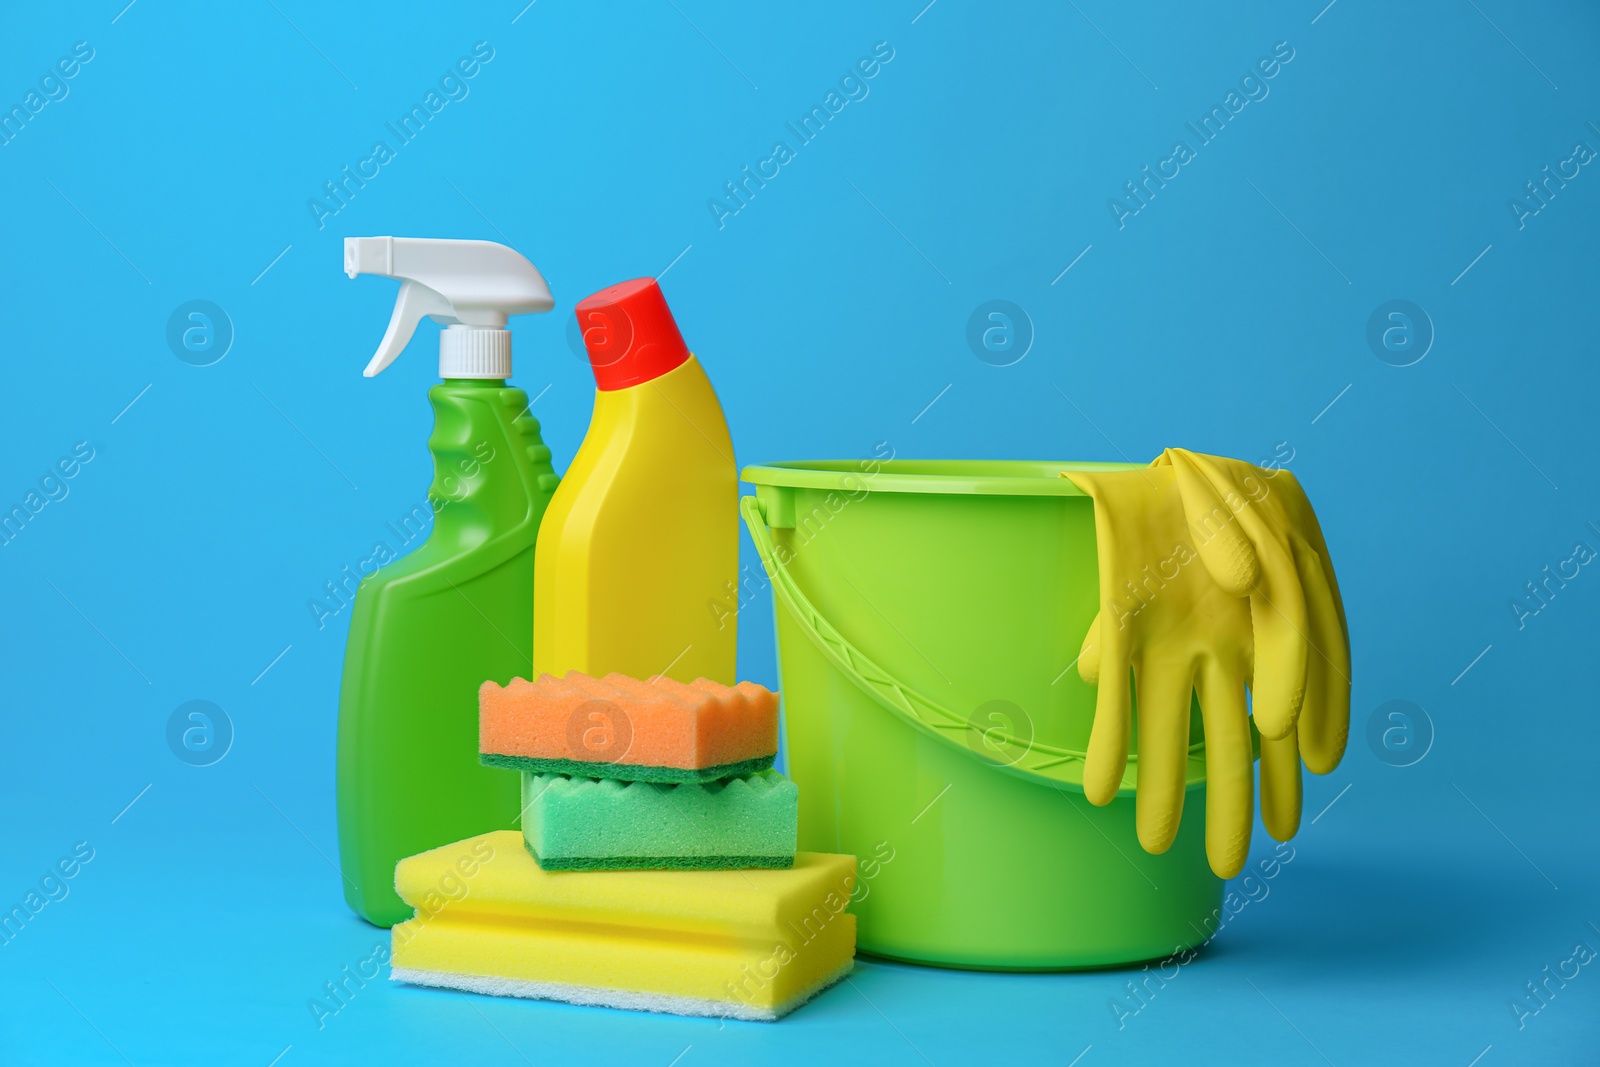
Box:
left=336, top=379, right=558, bottom=926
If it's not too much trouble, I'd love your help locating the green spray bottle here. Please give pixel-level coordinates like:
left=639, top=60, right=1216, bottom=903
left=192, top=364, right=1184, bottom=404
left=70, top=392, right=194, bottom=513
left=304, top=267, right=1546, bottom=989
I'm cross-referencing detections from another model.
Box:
left=337, top=236, right=559, bottom=926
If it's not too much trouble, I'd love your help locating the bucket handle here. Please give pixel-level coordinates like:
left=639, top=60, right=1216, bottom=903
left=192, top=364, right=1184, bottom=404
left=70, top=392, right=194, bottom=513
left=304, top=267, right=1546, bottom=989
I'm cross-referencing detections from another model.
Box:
left=742, top=496, right=1206, bottom=794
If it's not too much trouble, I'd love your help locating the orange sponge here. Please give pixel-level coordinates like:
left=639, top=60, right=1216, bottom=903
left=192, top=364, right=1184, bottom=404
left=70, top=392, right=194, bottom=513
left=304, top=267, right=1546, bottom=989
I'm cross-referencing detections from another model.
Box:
left=480, top=672, right=779, bottom=783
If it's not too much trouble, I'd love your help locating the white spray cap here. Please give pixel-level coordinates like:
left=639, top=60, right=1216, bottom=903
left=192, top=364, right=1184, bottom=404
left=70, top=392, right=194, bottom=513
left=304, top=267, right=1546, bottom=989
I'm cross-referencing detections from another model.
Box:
left=344, top=236, right=554, bottom=379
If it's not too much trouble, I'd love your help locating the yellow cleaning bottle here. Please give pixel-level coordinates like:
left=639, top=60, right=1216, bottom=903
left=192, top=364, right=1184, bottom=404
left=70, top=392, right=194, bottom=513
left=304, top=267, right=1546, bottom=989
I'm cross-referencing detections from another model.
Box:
left=534, top=278, right=737, bottom=685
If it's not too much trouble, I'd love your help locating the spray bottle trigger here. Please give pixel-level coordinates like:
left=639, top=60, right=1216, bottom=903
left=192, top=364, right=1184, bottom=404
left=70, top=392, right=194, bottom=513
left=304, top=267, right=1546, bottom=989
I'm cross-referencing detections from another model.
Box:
left=364, top=280, right=456, bottom=378
left=346, top=236, right=552, bottom=380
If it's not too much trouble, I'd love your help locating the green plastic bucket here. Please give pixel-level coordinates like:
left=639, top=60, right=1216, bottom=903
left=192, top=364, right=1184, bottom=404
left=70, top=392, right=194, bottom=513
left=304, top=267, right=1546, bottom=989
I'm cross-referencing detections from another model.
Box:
left=741, top=460, right=1222, bottom=970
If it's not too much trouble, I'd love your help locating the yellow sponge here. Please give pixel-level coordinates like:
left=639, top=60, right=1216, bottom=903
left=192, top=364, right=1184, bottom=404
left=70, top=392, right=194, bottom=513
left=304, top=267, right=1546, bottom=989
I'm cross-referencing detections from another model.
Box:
left=389, top=831, right=857, bottom=1021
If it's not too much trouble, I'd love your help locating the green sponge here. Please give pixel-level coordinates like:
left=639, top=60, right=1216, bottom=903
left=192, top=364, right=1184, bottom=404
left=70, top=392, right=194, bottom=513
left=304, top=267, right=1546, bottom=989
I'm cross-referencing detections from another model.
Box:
left=521, top=770, right=798, bottom=871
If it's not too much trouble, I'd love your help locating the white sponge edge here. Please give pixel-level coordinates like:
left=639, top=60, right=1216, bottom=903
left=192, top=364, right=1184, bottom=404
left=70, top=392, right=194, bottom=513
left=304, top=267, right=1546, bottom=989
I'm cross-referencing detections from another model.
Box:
left=390, top=958, right=853, bottom=1022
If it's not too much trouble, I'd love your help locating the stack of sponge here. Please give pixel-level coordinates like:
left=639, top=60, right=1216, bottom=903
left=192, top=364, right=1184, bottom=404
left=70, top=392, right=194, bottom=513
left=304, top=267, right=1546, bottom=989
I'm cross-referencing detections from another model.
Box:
left=388, top=671, right=857, bottom=1020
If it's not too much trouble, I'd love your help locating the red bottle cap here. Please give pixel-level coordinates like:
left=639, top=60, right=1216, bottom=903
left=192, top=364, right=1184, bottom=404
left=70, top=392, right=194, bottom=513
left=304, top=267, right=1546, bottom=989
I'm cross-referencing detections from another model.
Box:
left=574, top=278, right=691, bottom=391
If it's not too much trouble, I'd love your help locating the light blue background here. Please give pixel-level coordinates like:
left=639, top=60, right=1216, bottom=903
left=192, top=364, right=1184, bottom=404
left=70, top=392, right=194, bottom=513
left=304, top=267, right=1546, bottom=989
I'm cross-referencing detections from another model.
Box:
left=3, top=1, right=1598, bottom=1063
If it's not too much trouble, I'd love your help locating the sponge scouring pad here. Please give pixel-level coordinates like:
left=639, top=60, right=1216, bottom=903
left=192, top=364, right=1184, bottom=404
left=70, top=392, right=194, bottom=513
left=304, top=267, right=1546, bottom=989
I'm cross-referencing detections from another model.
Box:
left=521, top=770, right=798, bottom=871
left=480, top=672, right=778, bottom=783
left=390, top=831, right=857, bottom=1021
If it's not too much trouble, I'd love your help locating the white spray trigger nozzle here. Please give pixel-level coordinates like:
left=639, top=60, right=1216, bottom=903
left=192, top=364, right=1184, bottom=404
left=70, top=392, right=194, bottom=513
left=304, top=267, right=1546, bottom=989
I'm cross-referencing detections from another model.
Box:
left=344, top=236, right=554, bottom=379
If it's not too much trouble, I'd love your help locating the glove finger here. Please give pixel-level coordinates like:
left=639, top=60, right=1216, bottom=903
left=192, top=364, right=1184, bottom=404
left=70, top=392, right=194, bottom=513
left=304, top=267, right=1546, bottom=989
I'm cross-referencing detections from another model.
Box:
left=1132, top=661, right=1193, bottom=855
left=1083, top=653, right=1132, bottom=807
left=1258, top=729, right=1303, bottom=841
left=1288, top=474, right=1354, bottom=677
left=1082, top=524, right=1135, bottom=807
left=1076, top=613, right=1102, bottom=685
left=1195, top=659, right=1253, bottom=879
left=1170, top=449, right=1259, bottom=596
left=1271, top=469, right=1352, bottom=643
left=1293, top=539, right=1351, bottom=774
left=1246, top=571, right=1310, bottom=740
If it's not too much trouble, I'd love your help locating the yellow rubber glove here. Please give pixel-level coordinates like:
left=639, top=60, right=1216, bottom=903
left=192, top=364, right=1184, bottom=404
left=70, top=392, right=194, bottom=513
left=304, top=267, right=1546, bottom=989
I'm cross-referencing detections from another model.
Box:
left=1065, top=465, right=1261, bottom=877
left=1153, top=449, right=1351, bottom=772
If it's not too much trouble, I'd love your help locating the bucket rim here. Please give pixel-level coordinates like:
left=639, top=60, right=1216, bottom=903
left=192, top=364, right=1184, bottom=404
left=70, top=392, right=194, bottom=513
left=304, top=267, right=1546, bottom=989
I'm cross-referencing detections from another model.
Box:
left=740, top=459, right=1141, bottom=498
